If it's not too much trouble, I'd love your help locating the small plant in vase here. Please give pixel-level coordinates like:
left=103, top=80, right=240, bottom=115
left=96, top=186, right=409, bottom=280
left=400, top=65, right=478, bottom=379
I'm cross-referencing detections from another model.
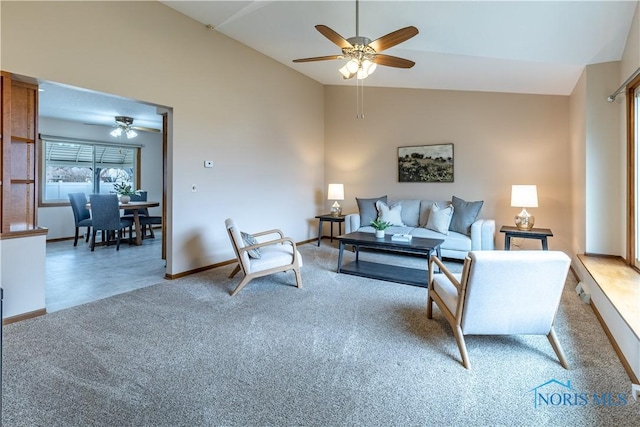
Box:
left=370, top=218, right=392, bottom=238
left=113, top=182, right=137, bottom=204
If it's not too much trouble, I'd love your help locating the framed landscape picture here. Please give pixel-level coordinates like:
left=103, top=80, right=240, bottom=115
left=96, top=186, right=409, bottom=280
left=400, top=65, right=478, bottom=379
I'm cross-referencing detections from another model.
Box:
left=398, top=143, right=454, bottom=183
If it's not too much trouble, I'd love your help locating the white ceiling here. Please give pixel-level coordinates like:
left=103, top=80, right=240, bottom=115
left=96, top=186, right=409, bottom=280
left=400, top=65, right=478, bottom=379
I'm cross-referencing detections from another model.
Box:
left=38, top=1, right=637, bottom=128
left=161, top=0, right=637, bottom=95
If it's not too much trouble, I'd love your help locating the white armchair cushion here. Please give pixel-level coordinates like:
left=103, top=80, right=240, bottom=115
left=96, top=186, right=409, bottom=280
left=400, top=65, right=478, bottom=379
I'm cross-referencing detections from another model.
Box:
left=432, top=273, right=461, bottom=314
left=247, top=244, right=302, bottom=273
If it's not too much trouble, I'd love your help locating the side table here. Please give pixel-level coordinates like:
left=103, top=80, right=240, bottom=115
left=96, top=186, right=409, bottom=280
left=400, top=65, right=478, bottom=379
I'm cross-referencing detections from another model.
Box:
left=315, top=214, right=346, bottom=246
left=500, top=225, right=553, bottom=250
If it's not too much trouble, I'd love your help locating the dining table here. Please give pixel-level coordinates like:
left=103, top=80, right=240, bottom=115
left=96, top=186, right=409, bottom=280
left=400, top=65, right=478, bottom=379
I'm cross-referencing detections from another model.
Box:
left=87, top=200, right=160, bottom=246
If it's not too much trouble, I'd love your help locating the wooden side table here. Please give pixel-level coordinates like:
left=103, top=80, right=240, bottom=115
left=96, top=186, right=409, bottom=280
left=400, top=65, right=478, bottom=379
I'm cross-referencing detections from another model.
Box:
left=315, top=214, right=346, bottom=246
left=500, top=225, right=553, bottom=250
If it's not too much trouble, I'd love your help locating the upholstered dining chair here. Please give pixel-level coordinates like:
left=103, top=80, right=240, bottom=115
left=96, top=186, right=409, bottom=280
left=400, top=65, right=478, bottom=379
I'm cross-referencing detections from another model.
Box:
left=225, top=218, right=303, bottom=297
left=121, top=191, right=162, bottom=240
left=427, top=250, right=571, bottom=369
left=68, top=192, right=92, bottom=246
left=89, top=194, right=134, bottom=251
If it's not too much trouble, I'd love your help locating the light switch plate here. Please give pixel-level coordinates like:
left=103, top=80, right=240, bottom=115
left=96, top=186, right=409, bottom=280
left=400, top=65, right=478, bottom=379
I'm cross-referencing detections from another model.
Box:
left=204, top=160, right=213, bottom=168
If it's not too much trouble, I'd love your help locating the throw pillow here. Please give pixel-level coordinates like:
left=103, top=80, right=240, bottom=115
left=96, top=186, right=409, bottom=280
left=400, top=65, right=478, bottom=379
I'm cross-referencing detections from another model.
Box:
left=375, top=200, right=405, bottom=226
left=449, top=196, right=484, bottom=236
left=241, top=231, right=261, bottom=259
left=357, top=195, right=388, bottom=226
left=425, top=203, right=454, bottom=235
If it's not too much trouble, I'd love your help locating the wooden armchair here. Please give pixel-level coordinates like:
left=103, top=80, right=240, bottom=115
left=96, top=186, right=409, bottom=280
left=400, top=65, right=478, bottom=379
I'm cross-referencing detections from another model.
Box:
left=225, top=218, right=303, bottom=296
left=427, top=250, right=571, bottom=369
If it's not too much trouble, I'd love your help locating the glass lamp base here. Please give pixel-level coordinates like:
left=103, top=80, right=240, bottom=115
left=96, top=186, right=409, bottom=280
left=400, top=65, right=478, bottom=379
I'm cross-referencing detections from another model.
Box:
left=330, top=201, right=342, bottom=217
left=514, top=214, right=535, bottom=230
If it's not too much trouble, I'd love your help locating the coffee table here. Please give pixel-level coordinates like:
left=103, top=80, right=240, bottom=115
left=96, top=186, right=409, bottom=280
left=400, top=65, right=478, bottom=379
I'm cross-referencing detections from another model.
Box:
left=336, top=232, right=444, bottom=288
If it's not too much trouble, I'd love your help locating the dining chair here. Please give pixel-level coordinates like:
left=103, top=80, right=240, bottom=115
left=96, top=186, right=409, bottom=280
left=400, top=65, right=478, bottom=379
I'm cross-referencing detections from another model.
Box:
left=68, top=192, right=92, bottom=246
left=89, top=194, right=134, bottom=251
left=121, top=191, right=162, bottom=239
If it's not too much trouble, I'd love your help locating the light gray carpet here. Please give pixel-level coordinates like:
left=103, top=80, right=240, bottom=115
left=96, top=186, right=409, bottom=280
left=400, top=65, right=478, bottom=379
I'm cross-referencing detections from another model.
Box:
left=2, top=243, right=638, bottom=426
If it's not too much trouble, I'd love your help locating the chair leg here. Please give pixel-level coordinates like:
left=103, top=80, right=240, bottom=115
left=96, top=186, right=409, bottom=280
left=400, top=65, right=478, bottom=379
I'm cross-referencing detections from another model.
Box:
left=85, top=227, right=91, bottom=242
left=148, top=225, right=155, bottom=238
left=547, top=327, right=569, bottom=369
left=426, top=293, right=434, bottom=319
left=90, top=229, right=97, bottom=251
left=73, top=227, right=80, bottom=246
left=231, top=276, right=252, bottom=297
left=453, top=325, right=471, bottom=369
left=116, top=229, right=121, bottom=251
left=294, top=267, right=302, bottom=288
left=229, top=264, right=241, bottom=278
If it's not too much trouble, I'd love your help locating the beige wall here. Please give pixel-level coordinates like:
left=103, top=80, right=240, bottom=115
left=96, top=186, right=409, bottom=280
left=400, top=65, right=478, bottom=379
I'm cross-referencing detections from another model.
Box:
left=1, top=1, right=325, bottom=275
left=569, top=69, right=587, bottom=258
left=324, top=86, right=572, bottom=254
left=585, top=61, right=623, bottom=256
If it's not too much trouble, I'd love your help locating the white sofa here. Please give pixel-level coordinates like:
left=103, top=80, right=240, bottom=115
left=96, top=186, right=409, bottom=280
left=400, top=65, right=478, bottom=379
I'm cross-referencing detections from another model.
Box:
left=344, top=197, right=495, bottom=260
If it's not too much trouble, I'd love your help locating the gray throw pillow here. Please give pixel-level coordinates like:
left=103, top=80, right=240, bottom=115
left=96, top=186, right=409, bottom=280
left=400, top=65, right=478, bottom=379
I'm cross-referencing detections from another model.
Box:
left=241, top=231, right=261, bottom=259
left=449, top=196, right=484, bottom=236
left=357, top=195, right=388, bottom=226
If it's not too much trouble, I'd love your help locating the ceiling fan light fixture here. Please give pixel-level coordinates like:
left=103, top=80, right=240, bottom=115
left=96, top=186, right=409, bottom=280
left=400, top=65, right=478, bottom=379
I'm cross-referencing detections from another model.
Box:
left=126, top=129, right=138, bottom=139
left=358, top=60, right=376, bottom=79
left=110, top=127, right=123, bottom=138
left=339, top=63, right=355, bottom=79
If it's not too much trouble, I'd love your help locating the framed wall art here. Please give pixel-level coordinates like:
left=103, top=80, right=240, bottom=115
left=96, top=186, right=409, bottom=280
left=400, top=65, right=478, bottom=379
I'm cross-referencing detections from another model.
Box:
left=398, top=143, right=454, bottom=183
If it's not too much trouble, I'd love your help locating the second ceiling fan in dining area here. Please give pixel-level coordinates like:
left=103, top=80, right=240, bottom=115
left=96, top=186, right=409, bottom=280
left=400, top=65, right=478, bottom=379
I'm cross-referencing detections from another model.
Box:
left=292, top=0, right=419, bottom=80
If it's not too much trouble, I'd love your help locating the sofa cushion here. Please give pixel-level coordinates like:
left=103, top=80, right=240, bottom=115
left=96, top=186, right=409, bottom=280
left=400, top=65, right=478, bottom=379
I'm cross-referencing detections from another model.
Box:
left=425, top=203, right=454, bottom=235
left=376, top=200, right=405, bottom=226
left=449, top=196, right=484, bottom=236
left=390, top=199, right=420, bottom=227
left=357, top=195, right=387, bottom=226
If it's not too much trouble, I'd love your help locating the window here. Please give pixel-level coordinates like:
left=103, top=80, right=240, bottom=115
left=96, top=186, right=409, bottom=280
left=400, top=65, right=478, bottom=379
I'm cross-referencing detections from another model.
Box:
left=40, top=136, right=140, bottom=204
left=628, top=77, right=640, bottom=268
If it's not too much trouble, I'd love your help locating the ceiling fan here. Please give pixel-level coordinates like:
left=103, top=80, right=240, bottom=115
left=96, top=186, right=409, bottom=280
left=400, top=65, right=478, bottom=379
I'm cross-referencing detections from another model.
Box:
left=85, top=116, right=161, bottom=139
left=293, top=0, right=418, bottom=80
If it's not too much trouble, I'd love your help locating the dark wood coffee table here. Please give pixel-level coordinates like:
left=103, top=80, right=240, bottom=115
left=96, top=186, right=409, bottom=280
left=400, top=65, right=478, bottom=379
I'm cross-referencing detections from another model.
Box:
left=336, top=232, right=444, bottom=288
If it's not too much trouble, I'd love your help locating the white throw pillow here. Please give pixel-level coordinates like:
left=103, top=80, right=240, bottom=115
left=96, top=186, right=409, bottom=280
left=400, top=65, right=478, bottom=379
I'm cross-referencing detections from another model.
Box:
left=425, top=203, right=454, bottom=235
left=375, top=200, right=405, bottom=226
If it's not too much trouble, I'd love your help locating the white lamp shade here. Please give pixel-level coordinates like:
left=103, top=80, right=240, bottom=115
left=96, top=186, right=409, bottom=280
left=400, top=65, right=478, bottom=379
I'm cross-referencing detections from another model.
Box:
left=511, top=185, right=538, bottom=208
left=327, top=183, right=344, bottom=201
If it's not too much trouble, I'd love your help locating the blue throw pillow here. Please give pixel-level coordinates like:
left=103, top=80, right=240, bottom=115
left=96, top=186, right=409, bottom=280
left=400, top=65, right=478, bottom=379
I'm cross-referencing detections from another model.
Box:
left=357, top=195, right=388, bottom=226
left=449, top=196, right=483, bottom=236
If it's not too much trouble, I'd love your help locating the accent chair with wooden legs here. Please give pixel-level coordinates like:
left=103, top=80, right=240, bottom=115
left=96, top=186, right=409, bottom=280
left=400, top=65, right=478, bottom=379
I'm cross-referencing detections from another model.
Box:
left=225, top=218, right=302, bottom=297
left=427, top=250, right=571, bottom=369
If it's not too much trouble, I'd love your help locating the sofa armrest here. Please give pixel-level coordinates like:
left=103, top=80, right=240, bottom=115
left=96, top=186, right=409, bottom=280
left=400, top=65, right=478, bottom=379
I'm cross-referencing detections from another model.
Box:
left=344, top=213, right=361, bottom=234
left=470, top=219, right=495, bottom=250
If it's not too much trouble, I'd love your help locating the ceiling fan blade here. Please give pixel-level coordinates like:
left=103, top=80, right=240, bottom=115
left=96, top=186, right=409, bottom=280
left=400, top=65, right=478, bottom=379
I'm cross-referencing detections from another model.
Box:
left=315, top=25, right=353, bottom=49
left=293, top=55, right=344, bottom=63
left=132, top=126, right=161, bottom=133
left=368, top=26, right=419, bottom=52
left=372, top=54, right=415, bottom=69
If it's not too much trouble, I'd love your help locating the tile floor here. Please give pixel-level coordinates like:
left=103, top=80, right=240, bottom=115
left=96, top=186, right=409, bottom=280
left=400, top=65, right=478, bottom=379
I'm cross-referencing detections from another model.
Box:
left=45, top=233, right=168, bottom=312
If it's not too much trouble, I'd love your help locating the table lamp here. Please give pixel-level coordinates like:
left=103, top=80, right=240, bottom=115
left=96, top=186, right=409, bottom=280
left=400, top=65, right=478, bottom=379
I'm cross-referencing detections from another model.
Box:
left=511, top=185, right=538, bottom=230
left=328, top=183, right=344, bottom=216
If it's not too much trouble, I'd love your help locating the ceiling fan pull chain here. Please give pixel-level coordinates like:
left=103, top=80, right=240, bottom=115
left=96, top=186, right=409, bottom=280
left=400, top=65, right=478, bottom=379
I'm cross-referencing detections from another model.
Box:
left=356, top=76, right=365, bottom=119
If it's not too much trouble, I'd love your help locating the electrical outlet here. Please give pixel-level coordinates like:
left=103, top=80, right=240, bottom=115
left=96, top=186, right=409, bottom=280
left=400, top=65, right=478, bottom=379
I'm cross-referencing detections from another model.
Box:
left=204, top=160, right=213, bottom=168
left=191, top=184, right=197, bottom=192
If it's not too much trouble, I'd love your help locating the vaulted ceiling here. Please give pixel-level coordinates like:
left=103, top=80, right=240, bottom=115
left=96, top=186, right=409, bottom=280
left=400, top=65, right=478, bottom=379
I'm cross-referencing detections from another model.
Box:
left=38, top=1, right=637, bottom=129
left=161, top=0, right=637, bottom=95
